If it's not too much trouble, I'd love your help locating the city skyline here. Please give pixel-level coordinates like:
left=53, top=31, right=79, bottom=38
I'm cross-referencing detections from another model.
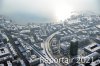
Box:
left=0, top=1, right=100, bottom=65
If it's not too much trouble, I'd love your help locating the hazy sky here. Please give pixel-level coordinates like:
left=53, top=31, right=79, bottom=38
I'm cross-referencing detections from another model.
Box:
left=0, top=0, right=100, bottom=24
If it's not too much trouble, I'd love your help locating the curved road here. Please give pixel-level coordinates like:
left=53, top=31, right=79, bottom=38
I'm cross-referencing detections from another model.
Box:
left=43, top=31, right=61, bottom=66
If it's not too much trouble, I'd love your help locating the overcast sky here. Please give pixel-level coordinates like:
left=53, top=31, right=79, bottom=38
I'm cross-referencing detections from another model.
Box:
left=0, top=0, right=100, bottom=24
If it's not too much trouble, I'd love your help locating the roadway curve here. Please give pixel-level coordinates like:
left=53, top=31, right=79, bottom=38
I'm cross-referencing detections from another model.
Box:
left=44, top=31, right=62, bottom=66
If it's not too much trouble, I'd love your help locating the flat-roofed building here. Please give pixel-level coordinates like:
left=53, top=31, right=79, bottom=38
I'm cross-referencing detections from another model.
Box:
left=0, top=47, right=12, bottom=62
left=84, top=43, right=100, bottom=53
left=0, top=47, right=10, bottom=58
left=90, top=59, right=100, bottom=66
left=28, top=55, right=40, bottom=66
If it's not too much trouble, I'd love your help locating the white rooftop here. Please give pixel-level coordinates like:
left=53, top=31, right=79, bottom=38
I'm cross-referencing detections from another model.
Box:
left=84, top=43, right=100, bottom=53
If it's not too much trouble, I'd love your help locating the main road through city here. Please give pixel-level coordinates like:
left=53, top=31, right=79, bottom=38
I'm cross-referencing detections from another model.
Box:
left=43, top=31, right=62, bottom=66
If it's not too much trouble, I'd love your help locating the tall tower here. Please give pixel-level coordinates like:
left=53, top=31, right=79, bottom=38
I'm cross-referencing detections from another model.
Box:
left=70, top=38, right=78, bottom=57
